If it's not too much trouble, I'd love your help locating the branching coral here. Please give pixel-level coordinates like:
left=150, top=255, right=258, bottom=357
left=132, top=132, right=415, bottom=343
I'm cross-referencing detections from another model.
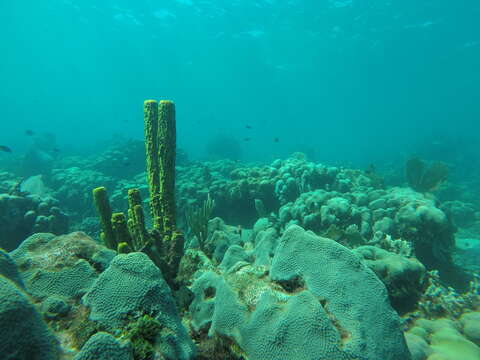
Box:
left=370, top=234, right=413, bottom=257
left=185, top=193, right=215, bottom=252
left=416, top=270, right=479, bottom=319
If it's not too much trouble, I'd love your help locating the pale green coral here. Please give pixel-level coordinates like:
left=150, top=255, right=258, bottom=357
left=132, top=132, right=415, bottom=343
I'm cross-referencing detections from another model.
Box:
left=405, top=317, right=480, bottom=360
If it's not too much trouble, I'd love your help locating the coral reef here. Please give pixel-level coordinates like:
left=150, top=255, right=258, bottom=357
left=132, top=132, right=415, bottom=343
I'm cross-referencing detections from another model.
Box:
left=1, top=95, right=478, bottom=360
left=48, top=167, right=116, bottom=220
left=185, top=193, right=215, bottom=252
left=354, top=245, right=426, bottom=313
left=0, top=275, right=60, bottom=359
left=0, top=192, right=68, bottom=251
left=73, top=332, right=132, bottom=360
left=11, top=232, right=115, bottom=300
left=83, top=252, right=196, bottom=359
left=406, top=157, right=449, bottom=193
left=92, top=100, right=184, bottom=289
left=5, top=231, right=195, bottom=360
left=175, top=153, right=379, bottom=227
left=279, top=186, right=469, bottom=289
left=415, top=271, right=479, bottom=319
left=188, top=225, right=411, bottom=359
left=405, top=317, right=480, bottom=360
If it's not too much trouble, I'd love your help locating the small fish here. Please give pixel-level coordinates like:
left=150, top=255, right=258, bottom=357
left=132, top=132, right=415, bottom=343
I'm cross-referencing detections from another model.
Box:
left=245, top=125, right=252, bottom=130
left=273, top=137, right=279, bottom=143
left=243, top=137, right=251, bottom=142
left=0, top=145, right=12, bottom=153
left=52, top=148, right=60, bottom=153
left=25, top=129, right=35, bottom=136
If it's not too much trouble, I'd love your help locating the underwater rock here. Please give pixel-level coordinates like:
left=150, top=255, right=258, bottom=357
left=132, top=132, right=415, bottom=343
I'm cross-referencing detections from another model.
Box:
left=21, top=148, right=55, bottom=177
left=441, top=200, right=476, bottom=228
left=189, top=225, right=411, bottom=360
left=454, top=237, right=480, bottom=273
left=73, top=332, right=132, bottom=360
left=82, top=252, right=196, bottom=360
left=20, top=175, right=53, bottom=197
left=11, top=232, right=114, bottom=300
left=0, top=275, right=60, bottom=360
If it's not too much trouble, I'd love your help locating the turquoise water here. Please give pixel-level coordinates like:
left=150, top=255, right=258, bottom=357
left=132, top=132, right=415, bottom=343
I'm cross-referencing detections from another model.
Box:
left=1, top=2, right=480, bottom=360
left=1, top=0, right=479, bottom=164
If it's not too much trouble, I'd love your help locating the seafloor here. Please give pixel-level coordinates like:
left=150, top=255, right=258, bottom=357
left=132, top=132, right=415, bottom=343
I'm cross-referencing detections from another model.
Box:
left=0, top=137, right=479, bottom=360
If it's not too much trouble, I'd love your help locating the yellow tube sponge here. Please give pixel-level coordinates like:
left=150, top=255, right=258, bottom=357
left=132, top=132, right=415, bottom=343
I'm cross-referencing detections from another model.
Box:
left=92, top=187, right=116, bottom=250
left=158, top=100, right=177, bottom=234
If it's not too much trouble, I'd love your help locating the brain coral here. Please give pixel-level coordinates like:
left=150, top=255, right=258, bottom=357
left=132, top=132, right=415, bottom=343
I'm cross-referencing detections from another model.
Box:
left=0, top=247, right=24, bottom=288
left=82, top=252, right=196, bottom=360
left=0, top=276, right=59, bottom=360
left=10, top=232, right=112, bottom=300
left=269, top=225, right=411, bottom=360
left=189, top=225, right=411, bottom=360
left=353, top=245, right=426, bottom=313
left=73, top=332, right=132, bottom=360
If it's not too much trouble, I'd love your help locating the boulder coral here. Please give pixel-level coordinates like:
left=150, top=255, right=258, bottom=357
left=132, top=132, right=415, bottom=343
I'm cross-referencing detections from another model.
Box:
left=406, top=317, right=480, bottom=360
left=82, top=252, right=196, bottom=360
left=354, top=245, right=426, bottom=313
left=10, top=232, right=114, bottom=300
left=0, top=276, right=60, bottom=360
left=189, top=225, right=411, bottom=359
left=279, top=186, right=469, bottom=290
left=0, top=192, right=68, bottom=251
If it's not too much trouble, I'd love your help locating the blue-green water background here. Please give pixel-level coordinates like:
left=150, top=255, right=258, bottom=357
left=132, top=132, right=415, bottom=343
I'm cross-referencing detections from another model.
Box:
left=1, top=0, right=479, bottom=167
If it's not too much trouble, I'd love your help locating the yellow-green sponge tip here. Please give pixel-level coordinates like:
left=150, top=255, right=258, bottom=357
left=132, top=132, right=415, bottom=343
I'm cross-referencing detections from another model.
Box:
left=117, top=242, right=132, bottom=254
left=92, top=186, right=116, bottom=250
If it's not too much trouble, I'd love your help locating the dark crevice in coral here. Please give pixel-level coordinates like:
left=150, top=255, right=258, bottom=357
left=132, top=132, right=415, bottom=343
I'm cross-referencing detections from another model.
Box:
left=321, top=302, right=351, bottom=349
left=192, top=331, right=246, bottom=360
left=319, top=298, right=327, bottom=308
left=274, top=275, right=305, bottom=293
left=204, top=286, right=216, bottom=299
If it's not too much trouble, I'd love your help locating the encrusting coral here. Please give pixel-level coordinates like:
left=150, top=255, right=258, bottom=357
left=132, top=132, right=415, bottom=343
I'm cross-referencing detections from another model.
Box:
left=92, top=100, right=184, bottom=289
